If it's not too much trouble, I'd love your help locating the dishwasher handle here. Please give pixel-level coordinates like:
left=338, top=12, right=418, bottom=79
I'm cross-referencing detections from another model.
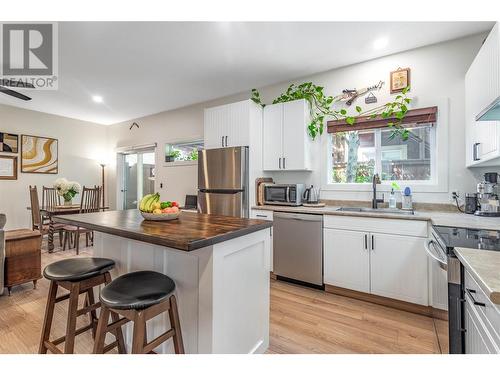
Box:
left=274, top=212, right=323, bottom=222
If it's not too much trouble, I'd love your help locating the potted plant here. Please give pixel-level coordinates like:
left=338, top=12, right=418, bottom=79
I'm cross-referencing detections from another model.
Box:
left=53, top=178, right=81, bottom=205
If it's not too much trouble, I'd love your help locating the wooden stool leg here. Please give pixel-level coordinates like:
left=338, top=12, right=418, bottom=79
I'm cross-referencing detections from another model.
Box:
left=76, top=231, right=80, bottom=255
left=131, top=311, right=147, bottom=354
left=86, top=288, right=99, bottom=338
left=33, top=280, right=38, bottom=289
left=168, top=295, right=185, bottom=354
left=104, top=273, right=126, bottom=354
left=38, top=281, right=58, bottom=354
left=63, top=282, right=80, bottom=354
left=93, top=305, right=111, bottom=354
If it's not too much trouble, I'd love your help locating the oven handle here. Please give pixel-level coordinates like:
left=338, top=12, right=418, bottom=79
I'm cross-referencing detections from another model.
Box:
left=424, top=239, right=448, bottom=270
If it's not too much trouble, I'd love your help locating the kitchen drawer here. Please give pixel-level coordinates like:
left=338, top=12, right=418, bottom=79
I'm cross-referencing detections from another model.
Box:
left=465, top=270, right=500, bottom=347
left=251, top=209, right=273, bottom=221
left=323, top=215, right=428, bottom=238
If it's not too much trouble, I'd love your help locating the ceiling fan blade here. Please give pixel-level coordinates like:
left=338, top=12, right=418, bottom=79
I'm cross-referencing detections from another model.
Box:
left=0, top=79, right=35, bottom=89
left=0, top=86, right=32, bottom=101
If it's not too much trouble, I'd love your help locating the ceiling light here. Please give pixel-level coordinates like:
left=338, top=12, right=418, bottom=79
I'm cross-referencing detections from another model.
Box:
left=373, top=37, right=389, bottom=50
left=92, top=95, right=103, bottom=103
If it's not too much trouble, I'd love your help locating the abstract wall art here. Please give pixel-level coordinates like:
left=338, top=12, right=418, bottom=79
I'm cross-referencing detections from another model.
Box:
left=0, top=132, right=19, bottom=153
left=21, top=134, right=59, bottom=174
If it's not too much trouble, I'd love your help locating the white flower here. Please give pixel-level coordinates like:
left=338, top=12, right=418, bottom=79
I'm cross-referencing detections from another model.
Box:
left=54, top=178, right=69, bottom=195
left=70, top=182, right=81, bottom=194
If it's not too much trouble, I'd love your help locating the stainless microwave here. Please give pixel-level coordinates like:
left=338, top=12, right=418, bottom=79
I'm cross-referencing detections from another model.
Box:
left=264, top=184, right=305, bottom=206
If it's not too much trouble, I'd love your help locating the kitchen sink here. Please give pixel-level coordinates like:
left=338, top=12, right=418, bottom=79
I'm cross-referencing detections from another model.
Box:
left=336, top=207, right=415, bottom=215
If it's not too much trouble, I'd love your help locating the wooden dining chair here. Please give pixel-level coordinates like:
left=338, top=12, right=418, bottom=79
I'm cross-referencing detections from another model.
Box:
left=29, top=186, right=65, bottom=248
left=63, top=186, right=102, bottom=254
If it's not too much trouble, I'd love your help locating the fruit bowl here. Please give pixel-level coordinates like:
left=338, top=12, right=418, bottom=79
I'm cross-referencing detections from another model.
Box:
left=140, top=210, right=180, bottom=221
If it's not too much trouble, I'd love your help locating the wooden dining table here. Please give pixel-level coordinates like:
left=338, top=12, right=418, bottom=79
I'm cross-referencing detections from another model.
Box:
left=27, top=204, right=108, bottom=252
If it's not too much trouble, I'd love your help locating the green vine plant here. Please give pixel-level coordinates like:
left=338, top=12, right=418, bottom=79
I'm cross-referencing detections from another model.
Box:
left=251, top=83, right=412, bottom=141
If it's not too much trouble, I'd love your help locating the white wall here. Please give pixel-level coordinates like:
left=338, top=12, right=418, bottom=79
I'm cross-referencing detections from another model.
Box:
left=0, top=104, right=108, bottom=230
left=107, top=33, right=488, bottom=206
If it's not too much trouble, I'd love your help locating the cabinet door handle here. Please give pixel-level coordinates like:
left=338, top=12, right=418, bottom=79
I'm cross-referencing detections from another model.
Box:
left=371, top=235, right=374, bottom=250
left=466, top=288, right=486, bottom=307
left=473, top=143, right=481, bottom=161
left=364, top=234, right=368, bottom=250
left=283, top=157, right=286, bottom=169
left=225, top=136, right=228, bottom=147
left=279, top=158, right=281, bottom=169
left=221, top=136, right=224, bottom=147
left=256, top=214, right=267, bottom=218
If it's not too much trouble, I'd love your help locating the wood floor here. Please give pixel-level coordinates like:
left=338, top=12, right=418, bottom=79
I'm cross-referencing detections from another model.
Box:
left=0, top=241, right=449, bottom=354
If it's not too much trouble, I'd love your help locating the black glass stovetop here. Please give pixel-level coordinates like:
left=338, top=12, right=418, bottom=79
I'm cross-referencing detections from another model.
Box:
left=433, top=225, right=500, bottom=251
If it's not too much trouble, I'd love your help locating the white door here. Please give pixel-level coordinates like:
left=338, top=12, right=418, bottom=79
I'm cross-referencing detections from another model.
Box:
left=263, top=103, right=283, bottom=171
left=324, top=228, right=370, bottom=293
left=282, top=99, right=307, bottom=170
left=370, top=233, right=428, bottom=305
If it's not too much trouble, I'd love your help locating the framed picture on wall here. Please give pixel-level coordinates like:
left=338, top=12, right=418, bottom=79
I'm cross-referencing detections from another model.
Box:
left=21, top=134, right=59, bottom=174
left=390, top=67, right=411, bottom=94
left=0, top=155, right=18, bottom=180
left=0, top=132, right=19, bottom=153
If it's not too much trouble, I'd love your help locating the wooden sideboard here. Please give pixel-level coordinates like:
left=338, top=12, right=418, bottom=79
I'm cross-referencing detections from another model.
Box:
left=4, top=229, right=42, bottom=295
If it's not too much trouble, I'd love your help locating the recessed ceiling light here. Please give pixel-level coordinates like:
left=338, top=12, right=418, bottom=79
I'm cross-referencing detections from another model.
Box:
left=92, top=95, right=103, bottom=103
left=373, top=37, right=389, bottom=50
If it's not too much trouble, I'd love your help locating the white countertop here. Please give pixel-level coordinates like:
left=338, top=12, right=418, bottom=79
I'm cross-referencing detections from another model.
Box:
left=252, top=205, right=500, bottom=231
left=454, top=247, right=500, bottom=305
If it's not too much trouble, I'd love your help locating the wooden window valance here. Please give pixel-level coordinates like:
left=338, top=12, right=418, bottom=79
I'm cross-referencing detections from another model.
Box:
left=327, top=106, right=438, bottom=133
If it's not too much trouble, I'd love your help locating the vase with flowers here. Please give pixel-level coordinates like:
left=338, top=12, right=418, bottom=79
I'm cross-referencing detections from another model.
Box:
left=54, top=178, right=81, bottom=206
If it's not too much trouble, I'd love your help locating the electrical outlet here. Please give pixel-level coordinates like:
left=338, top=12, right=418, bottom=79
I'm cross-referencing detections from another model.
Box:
left=451, top=191, right=460, bottom=201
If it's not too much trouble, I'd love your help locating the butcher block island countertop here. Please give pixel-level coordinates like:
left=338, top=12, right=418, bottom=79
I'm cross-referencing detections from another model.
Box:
left=53, top=209, right=272, bottom=354
left=53, top=209, right=272, bottom=251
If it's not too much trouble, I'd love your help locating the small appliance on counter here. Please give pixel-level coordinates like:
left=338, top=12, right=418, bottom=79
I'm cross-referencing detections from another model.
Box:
left=263, top=183, right=305, bottom=206
left=464, top=193, right=478, bottom=214
left=302, top=185, right=325, bottom=207
left=474, top=172, right=500, bottom=217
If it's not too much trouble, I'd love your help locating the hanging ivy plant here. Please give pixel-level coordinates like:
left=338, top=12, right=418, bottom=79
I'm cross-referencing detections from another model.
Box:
left=251, top=83, right=412, bottom=141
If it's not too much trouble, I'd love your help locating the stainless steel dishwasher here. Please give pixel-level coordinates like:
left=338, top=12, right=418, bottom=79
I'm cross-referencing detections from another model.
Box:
left=273, top=212, right=323, bottom=287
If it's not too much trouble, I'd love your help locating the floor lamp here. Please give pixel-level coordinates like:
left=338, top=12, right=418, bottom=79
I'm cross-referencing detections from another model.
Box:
left=100, top=163, right=106, bottom=208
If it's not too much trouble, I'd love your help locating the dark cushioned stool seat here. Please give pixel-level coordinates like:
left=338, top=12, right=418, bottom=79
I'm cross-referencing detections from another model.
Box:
left=100, top=271, right=176, bottom=310
left=43, top=257, right=115, bottom=282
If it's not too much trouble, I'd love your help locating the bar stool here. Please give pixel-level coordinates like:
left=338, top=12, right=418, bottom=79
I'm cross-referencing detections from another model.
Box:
left=38, top=257, right=126, bottom=354
left=93, top=270, right=184, bottom=354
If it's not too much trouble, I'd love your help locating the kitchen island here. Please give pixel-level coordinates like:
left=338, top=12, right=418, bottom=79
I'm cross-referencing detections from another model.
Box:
left=54, top=209, right=272, bottom=354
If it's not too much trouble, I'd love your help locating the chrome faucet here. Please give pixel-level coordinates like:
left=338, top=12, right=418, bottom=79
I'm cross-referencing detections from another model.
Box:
left=372, top=174, right=384, bottom=209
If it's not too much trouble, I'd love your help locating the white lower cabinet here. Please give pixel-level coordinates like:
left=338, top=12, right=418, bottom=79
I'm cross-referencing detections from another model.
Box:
left=324, top=228, right=370, bottom=293
left=324, top=216, right=429, bottom=306
left=370, top=233, right=428, bottom=305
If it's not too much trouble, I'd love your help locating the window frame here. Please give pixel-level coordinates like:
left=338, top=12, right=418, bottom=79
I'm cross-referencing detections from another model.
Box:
left=321, top=99, right=448, bottom=194
left=163, top=139, right=204, bottom=167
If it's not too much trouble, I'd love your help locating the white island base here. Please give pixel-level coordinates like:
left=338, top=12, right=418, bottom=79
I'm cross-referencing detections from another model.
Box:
left=90, top=228, right=271, bottom=354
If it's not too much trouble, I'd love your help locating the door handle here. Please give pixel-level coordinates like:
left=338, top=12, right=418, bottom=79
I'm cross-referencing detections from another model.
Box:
left=364, top=234, right=368, bottom=250
left=279, top=158, right=281, bottom=169
left=221, top=136, right=224, bottom=147
left=283, top=157, right=286, bottom=169
left=225, top=136, right=228, bottom=147
left=371, top=235, right=374, bottom=250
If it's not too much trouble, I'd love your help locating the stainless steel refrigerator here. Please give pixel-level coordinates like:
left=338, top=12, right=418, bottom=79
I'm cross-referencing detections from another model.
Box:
left=197, top=146, right=249, bottom=218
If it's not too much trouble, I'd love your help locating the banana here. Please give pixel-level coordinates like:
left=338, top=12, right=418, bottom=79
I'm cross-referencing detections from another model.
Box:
left=145, top=193, right=160, bottom=212
left=139, top=194, right=152, bottom=211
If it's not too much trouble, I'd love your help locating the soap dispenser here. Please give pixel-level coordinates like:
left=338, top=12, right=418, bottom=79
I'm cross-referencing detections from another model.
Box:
left=389, top=188, right=397, bottom=209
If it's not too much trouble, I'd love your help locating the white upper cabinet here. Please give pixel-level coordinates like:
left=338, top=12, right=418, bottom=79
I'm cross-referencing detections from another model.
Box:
left=262, top=99, right=313, bottom=171
left=204, top=100, right=253, bottom=149
left=465, top=23, right=500, bottom=167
